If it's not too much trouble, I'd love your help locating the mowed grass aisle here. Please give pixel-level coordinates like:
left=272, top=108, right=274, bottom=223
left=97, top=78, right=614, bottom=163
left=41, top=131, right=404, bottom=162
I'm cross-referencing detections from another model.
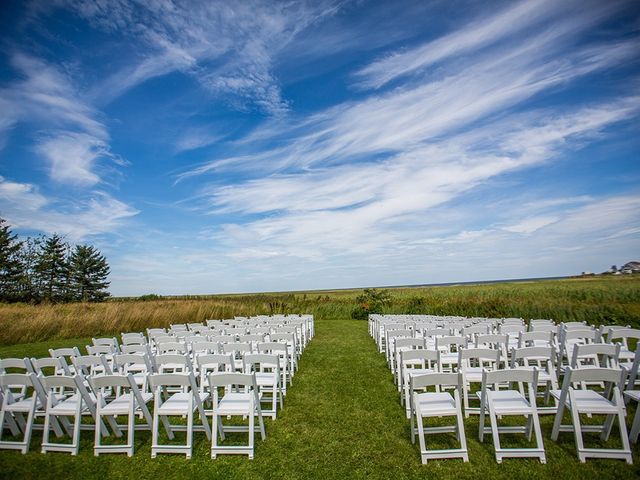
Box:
left=1, top=319, right=639, bottom=479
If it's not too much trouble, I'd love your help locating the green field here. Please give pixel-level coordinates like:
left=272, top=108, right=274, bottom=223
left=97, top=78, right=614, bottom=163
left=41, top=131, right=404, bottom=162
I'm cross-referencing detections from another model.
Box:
left=0, top=276, right=639, bottom=478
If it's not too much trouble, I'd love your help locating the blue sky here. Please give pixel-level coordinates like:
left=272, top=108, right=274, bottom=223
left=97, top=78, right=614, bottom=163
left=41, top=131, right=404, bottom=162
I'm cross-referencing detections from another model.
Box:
left=0, top=0, right=638, bottom=296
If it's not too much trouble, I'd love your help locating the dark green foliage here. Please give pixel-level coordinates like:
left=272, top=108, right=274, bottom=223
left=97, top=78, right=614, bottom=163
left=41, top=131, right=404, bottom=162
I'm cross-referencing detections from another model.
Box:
left=138, top=294, right=162, bottom=301
left=69, top=245, right=110, bottom=302
left=0, top=218, right=25, bottom=302
left=0, top=217, right=111, bottom=304
left=351, top=288, right=393, bottom=319
left=34, top=234, right=69, bottom=302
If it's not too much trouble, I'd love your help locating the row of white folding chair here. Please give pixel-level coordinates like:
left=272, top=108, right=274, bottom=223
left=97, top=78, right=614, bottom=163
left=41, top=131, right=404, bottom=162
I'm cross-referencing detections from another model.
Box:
left=409, top=365, right=633, bottom=465
left=0, top=370, right=267, bottom=459
left=396, top=346, right=559, bottom=418
left=1, top=351, right=285, bottom=454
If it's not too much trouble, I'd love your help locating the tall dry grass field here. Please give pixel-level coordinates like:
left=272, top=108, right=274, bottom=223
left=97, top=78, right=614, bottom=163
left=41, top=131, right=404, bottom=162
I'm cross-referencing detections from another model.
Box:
left=0, top=275, right=638, bottom=345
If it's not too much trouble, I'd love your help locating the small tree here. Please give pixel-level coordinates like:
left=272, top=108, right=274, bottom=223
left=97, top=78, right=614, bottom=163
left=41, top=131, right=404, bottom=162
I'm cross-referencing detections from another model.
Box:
left=351, top=288, right=393, bottom=320
left=35, top=234, right=69, bottom=302
left=69, top=244, right=110, bottom=302
left=0, top=217, right=24, bottom=302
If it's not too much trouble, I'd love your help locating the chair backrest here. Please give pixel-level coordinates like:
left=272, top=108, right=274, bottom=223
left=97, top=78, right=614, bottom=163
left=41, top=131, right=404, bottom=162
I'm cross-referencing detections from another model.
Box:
left=0, top=373, right=34, bottom=391
left=114, top=353, right=154, bottom=373
left=154, top=354, right=192, bottom=373
left=222, top=342, right=252, bottom=355
left=121, top=332, right=146, bottom=345
left=121, top=344, right=152, bottom=355
left=436, top=336, right=467, bottom=352
left=395, top=338, right=426, bottom=351
left=192, top=341, right=220, bottom=355
left=30, top=356, right=70, bottom=376
left=49, top=347, right=80, bottom=362
left=92, top=337, right=119, bottom=350
left=208, top=372, right=257, bottom=390
left=148, top=372, right=197, bottom=390
left=458, top=347, right=500, bottom=369
left=511, top=346, right=555, bottom=369
left=518, top=331, right=554, bottom=348
left=560, top=366, right=626, bottom=391
left=410, top=371, right=462, bottom=390
left=571, top=342, right=621, bottom=369
left=157, top=342, right=187, bottom=355
left=86, top=344, right=115, bottom=356
left=72, top=354, right=112, bottom=376
left=482, top=367, right=537, bottom=387
left=0, top=357, right=32, bottom=373
left=243, top=353, right=280, bottom=373
left=607, top=328, right=640, bottom=347
left=401, top=349, right=439, bottom=369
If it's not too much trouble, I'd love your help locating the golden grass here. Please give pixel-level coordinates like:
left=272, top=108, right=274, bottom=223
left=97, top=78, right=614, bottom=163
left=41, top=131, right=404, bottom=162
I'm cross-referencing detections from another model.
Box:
left=0, top=275, right=638, bottom=345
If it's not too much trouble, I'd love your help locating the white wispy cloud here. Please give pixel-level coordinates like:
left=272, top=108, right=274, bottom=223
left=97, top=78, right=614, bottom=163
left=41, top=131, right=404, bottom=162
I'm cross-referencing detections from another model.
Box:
left=0, top=53, right=127, bottom=187
left=354, top=0, right=627, bottom=90
left=0, top=176, right=139, bottom=241
left=56, top=0, right=345, bottom=113
left=35, top=132, right=119, bottom=186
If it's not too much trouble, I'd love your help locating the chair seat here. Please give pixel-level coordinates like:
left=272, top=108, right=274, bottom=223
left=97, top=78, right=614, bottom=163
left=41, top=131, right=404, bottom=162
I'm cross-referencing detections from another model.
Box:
left=101, top=392, right=153, bottom=415
left=415, top=392, right=457, bottom=416
left=255, top=373, right=278, bottom=387
left=405, top=368, right=434, bottom=379
left=550, top=389, right=618, bottom=413
left=624, top=390, right=640, bottom=402
left=157, top=392, right=209, bottom=415
left=5, top=396, right=39, bottom=412
left=50, top=393, right=96, bottom=415
left=216, top=392, right=253, bottom=415
left=477, top=390, right=532, bottom=414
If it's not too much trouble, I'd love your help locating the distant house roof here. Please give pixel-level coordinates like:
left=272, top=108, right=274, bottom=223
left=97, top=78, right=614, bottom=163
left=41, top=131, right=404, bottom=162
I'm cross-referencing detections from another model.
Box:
left=622, top=261, right=640, bottom=272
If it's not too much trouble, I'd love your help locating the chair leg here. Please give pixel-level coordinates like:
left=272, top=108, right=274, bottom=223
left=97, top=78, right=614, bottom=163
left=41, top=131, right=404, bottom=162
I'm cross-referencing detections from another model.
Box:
left=248, top=406, right=255, bottom=459
left=455, top=392, right=469, bottom=462
left=488, top=400, right=502, bottom=463
left=616, top=400, right=633, bottom=464
left=551, top=401, right=565, bottom=441
left=630, top=403, right=640, bottom=443
left=186, top=408, right=193, bottom=459
left=127, top=409, right=135, bottom=457
left=569, top=400, right=586, bottom=462
left=416, top=414, right=427, bottom=464
left=22, top=401, right=36, bottom=454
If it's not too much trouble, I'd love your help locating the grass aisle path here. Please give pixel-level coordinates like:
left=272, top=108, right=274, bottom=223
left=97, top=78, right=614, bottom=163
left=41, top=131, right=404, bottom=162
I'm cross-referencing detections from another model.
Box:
left=1, top=319, right=639, bottom=479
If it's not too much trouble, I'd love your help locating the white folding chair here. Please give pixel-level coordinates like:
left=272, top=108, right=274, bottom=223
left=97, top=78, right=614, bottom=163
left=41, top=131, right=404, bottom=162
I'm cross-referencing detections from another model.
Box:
left=399, top=349, right=438, bottom=418
left=91, top=374, right=153, bottom=456
left=256, top=342, right=290, bottom=394
left=209, top=372, right=266, bottom=459
left=113, top=353, right=155, bottom=393
left=41, top=375, right=110, bottom=455
left=510, top=346, right=559, bottom=413
left=409, top=372, right=468, bottom=464
left=243, top=354, right=283, bottom=420
left=148, top=372, right=211, bottom=458
left=478, top=368, right=546, bottom=463
left=551, top=367, right=632, bottom=464
left=624, top=390, right=640, bottom=443
left=0, top=373, right=38, bottom=453
left=458, top=348, right=500, bottom=417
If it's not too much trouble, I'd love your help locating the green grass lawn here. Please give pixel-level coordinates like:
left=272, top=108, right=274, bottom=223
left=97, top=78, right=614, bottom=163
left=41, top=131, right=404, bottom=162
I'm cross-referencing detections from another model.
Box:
left=1, top=318, right=639, bottom=479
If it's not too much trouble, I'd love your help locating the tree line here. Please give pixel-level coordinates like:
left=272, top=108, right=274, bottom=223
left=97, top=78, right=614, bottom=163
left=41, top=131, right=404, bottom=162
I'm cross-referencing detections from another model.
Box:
left=0, top=217, right=110, bottom=303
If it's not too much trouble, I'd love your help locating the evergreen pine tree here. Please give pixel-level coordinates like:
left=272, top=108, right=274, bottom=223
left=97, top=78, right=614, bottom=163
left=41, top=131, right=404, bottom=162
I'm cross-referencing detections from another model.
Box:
left=69, top=244, right=110, bottom=302
left=0, top=217, right=25, bottom=302
left=35, top=234, right=69, bottom=302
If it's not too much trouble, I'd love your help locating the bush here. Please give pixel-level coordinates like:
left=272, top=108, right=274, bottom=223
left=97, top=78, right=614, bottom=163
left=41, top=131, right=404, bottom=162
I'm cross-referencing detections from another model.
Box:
left=138, top=294, right=162, bottom=301
left=351, top=288, right=393, bottom=320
